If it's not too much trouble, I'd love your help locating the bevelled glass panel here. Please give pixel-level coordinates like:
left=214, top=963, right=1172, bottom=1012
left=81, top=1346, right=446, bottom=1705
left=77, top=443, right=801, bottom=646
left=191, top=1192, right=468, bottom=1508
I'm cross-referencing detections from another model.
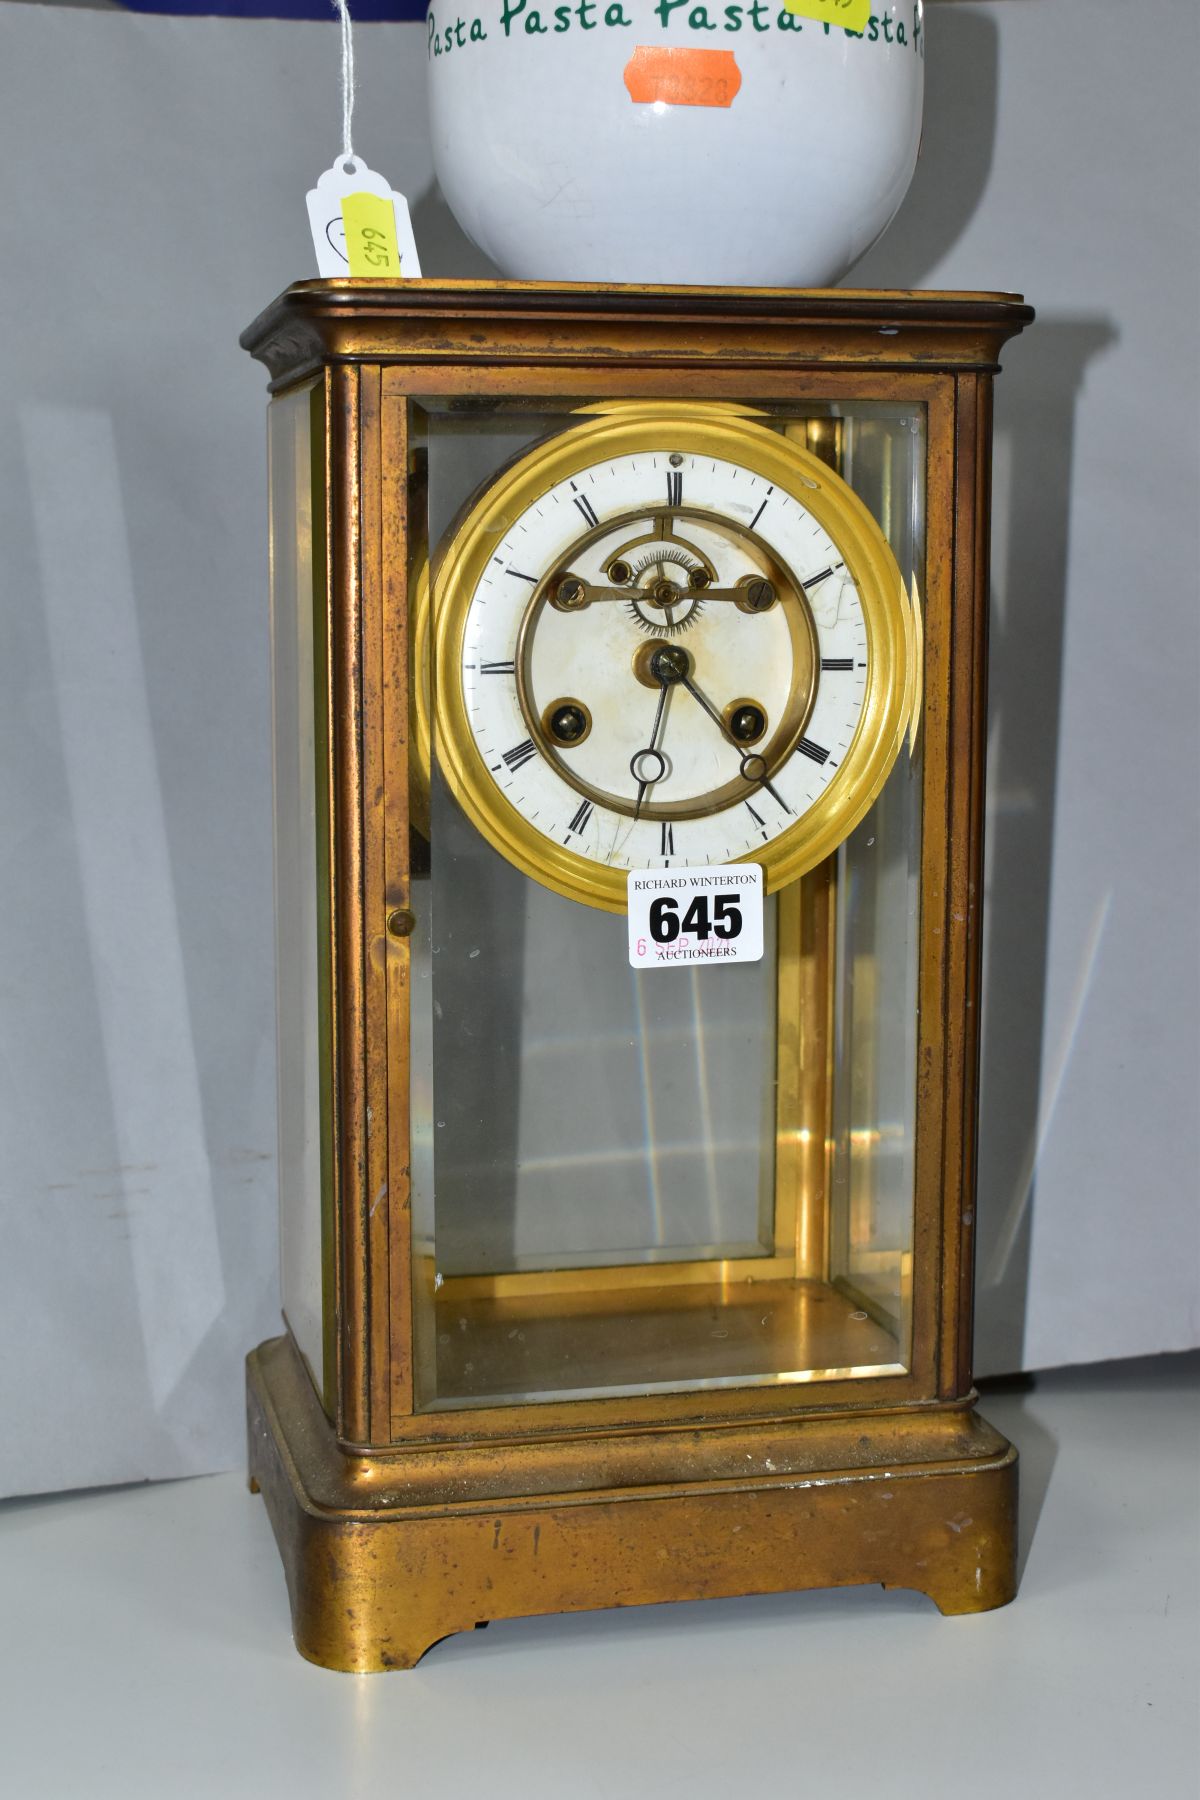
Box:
left=269, top=380, right=329, bottom=1405
left=408, top=398, right=924, bottom=1409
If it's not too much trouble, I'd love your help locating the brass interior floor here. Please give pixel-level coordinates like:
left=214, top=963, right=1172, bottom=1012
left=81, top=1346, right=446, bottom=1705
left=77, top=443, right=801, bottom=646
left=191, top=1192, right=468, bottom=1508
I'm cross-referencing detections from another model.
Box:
left=431, top=1275, right=903, bottom=1406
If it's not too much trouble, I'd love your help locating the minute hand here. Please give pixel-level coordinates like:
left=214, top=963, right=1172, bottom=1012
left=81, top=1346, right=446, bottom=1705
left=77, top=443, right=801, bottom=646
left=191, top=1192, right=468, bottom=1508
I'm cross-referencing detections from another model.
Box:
left=678, top=674, right=793, bottom=817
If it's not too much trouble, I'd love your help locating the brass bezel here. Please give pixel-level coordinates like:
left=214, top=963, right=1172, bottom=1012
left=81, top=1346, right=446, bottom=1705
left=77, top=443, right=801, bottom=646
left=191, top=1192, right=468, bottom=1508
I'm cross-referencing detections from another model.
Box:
left=431, top=403, right=915, bottom=912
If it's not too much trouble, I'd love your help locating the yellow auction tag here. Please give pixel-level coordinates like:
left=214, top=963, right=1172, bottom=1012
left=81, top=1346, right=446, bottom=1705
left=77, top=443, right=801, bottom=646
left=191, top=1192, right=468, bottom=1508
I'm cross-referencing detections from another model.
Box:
left=341, top=191, right=403, bottom=277
left=307, top=157, right=422, bottom=279
left=782, top=0, right=872, bottom=28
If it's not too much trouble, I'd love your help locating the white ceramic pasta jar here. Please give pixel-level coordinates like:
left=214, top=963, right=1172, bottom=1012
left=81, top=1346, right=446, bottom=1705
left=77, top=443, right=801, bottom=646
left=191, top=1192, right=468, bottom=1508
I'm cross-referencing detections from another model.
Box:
left=426, top=1, right=924, bottom=286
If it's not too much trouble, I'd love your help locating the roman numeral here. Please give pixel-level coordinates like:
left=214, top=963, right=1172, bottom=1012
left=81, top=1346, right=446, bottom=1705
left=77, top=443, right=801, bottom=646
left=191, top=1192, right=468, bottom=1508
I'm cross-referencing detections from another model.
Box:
left=571, top=485, right=599, bottom=528
left=820, top=657, right=854, bottom=671
left=749, top=489, right=773, bottom=531
left=797, top=736, right=830, bottom=765
left=566, top=799, right=593, bottom=838
left=501, top=738, right=537, bottom=772
left=660, top=822, right=674, bottom=857
left=666, top=470, right=683, bottom=507
left=480, top=660, right=516, bottom=675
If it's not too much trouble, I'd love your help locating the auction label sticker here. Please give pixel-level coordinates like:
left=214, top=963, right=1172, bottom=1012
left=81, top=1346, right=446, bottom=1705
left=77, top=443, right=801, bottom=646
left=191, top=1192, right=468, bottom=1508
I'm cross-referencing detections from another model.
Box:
left=627, top=865, right=764, bottom=970
left=340, top=190, right=403, bottom=277
left=306, top=156, right=422, bottom=279
left=624, top=46, right=742, bottom=110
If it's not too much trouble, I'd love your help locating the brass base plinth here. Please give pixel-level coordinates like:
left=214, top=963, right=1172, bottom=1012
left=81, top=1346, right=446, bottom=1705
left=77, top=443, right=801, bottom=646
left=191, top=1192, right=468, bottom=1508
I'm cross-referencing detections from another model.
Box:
left=248, top=1334, right=1018, bottom=1672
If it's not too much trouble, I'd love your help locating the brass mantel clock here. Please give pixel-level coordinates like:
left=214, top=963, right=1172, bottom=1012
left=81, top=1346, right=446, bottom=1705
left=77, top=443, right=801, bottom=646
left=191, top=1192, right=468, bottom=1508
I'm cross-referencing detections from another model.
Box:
left=242, top=280, right=1033, bottom=1670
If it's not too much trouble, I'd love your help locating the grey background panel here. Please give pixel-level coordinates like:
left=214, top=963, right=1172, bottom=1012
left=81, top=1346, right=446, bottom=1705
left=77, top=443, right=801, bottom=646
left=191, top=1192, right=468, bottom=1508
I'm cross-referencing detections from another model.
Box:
left=0, top=0, right=1196, bottom=1496
left=848, top=0, right=1200, bottom=1379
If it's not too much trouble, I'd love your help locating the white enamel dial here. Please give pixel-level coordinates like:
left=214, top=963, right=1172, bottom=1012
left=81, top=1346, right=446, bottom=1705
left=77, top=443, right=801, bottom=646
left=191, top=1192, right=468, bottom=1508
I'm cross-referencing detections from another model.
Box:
left=432, top=410, right=912, bottom=912
left=465, top=455, right=865, bottom=866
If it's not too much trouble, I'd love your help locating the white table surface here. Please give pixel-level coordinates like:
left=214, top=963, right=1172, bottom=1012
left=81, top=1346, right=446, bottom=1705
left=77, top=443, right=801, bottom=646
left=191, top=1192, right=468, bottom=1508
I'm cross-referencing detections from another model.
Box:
left=4, top=1354, right=1196, bottom=1800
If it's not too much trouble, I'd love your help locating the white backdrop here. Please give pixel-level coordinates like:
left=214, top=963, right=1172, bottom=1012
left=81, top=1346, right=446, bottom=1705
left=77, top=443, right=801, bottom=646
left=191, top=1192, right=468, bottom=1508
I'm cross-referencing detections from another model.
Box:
left=0, top=0, right=1196, bottom=1498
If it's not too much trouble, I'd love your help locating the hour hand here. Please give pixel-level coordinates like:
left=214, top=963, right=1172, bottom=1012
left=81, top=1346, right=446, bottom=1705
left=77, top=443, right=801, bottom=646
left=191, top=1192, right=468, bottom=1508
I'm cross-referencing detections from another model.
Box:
left=630, top=649, right=686, bottom=817
left=632, top=749, right=666, bottom=822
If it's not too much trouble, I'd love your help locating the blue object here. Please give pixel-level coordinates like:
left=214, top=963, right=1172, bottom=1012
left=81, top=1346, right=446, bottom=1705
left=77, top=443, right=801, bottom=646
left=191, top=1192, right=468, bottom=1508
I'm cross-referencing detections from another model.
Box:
left=117, top=0, right=427, bottom=20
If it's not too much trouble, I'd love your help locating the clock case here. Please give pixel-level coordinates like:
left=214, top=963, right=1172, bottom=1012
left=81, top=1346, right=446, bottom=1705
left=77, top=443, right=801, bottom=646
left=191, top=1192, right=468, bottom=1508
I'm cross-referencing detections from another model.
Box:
left=241, top=281, right=1033, bottom=1671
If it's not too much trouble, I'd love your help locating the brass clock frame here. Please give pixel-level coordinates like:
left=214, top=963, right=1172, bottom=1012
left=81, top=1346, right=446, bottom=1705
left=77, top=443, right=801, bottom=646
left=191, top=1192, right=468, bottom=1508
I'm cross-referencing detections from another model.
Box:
left=242, top=280, right=1033, bottom=1672
left=431, top=404, right=915, bottom=911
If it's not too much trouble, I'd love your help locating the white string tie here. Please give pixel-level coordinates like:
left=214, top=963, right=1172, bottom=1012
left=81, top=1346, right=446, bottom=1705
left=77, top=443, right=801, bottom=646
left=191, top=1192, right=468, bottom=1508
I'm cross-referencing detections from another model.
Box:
left=333, top=0, right=356, bottom=164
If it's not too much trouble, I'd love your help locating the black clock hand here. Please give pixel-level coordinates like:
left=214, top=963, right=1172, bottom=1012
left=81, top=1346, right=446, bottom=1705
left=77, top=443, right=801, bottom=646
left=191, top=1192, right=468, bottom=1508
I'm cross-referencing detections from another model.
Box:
left=631, top=674, right=672, bottom=821
left=676, top=669, right=725, bottom=735
left=629, top=645, right=691, bottom=819
left=678, top=672, right=793, bottom=816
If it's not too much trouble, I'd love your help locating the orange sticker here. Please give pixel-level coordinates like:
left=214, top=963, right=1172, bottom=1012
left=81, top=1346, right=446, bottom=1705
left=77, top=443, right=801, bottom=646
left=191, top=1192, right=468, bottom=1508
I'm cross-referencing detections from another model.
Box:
left=623, top=46, right=742, bottom=110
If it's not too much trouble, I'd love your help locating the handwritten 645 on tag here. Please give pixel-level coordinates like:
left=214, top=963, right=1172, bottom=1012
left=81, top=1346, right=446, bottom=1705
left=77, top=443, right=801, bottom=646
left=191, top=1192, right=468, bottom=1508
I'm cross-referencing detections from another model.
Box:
left=627, top=865, right=764, bottom=969
left=307, top=156, right=422, bottom=279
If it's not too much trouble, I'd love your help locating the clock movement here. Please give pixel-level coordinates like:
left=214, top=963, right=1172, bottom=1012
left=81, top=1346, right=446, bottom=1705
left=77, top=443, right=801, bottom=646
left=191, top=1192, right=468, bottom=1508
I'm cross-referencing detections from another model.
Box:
left=242, top=280, right=1033, bottom=1670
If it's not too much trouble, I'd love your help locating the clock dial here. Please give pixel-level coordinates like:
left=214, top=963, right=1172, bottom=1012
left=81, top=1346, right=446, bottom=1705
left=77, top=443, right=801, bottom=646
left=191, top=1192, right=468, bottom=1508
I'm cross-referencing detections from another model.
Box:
left=432, top=407, right=914, bottom=911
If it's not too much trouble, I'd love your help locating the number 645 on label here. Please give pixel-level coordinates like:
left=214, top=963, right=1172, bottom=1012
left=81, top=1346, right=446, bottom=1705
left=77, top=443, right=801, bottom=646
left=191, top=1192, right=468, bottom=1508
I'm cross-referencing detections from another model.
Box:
left=627, top=865, right=764, bottom=969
